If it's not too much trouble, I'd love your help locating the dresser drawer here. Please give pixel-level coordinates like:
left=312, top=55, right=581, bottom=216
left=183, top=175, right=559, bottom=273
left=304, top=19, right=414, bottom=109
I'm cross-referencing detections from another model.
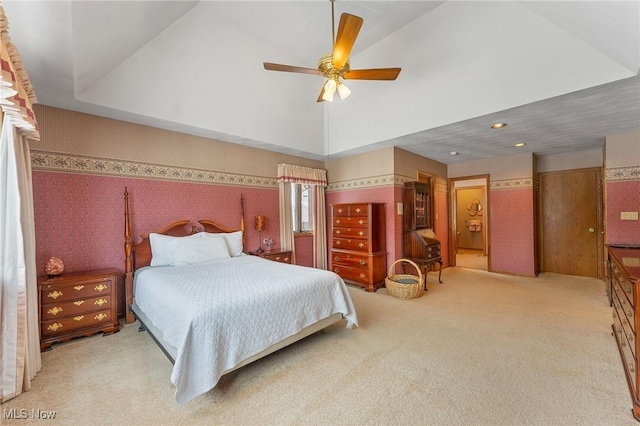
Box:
left=332, top=264, right=370, bottom=285
left=612, top=258, right=635, bottom=306
left=332, top=204, right=369, bottom=217
left=41, top=295, right=111, bottom=321
left=614, top=306, right=638, bottom=394
left=333, top=238, right=369, bottom=251
left=614, top=292, right=636, bottom=358
left=332, top=252, right=370, bottom=269
left=41, top=309, right=113, bottom=338
left=41, top=279, right=113, bottom=303
left=333, top=227, right=369, bottom=239
left=614, top=281, right=636, bottom=333
left=333, top=216, right=369, bottom=228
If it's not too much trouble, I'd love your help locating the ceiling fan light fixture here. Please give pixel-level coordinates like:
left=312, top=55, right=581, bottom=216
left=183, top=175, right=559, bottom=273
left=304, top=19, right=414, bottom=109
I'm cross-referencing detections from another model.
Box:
left=337, top=82, right=351, bottom=100
left=322, top=79, right=337, bottom=102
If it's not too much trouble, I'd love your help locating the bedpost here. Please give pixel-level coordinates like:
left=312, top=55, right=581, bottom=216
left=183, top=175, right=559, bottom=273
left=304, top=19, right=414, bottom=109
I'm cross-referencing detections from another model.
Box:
left=240, top=194, right=246, bottom=250
left=124, top=187, right=135, bottom=324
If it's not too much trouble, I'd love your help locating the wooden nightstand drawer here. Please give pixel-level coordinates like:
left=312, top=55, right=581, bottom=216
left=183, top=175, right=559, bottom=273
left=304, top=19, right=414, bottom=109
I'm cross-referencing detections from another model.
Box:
left=38, top=268, right=120, bottom=351
left=248, top=249, right=293, bottom=264
left=41, top=309, right=113, bottom=337
left=40, top=278, right=112, bottom=303
left=41, top=295, right=111, bottom=321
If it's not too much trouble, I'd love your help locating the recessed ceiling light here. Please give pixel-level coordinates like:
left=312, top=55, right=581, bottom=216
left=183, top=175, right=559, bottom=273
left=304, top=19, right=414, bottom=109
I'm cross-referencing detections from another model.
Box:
left=513, top=142, right=526, bottom=147
left=450, top=151, right=458, bottom=156
left=491, top=123, right=507, bottom=129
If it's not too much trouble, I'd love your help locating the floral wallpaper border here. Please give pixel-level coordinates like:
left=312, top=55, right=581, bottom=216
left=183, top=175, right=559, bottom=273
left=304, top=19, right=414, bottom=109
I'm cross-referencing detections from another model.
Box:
left=490, top=177, right=533, bottom=191
left=607, top=166, right=640, bottom=182
left=30, top=150, right=278, bottom=188
left=328, top=174, right=449, bottom=192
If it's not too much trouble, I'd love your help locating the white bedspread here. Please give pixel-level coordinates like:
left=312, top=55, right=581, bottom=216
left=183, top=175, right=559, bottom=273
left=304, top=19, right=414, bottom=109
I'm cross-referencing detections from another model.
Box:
left=134, top=255, right=358, bottom=405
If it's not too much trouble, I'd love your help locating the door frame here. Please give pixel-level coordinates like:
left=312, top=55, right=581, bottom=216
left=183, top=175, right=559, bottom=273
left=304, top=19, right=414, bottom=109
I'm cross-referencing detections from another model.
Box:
left=449, top=175, right=491, bottom=270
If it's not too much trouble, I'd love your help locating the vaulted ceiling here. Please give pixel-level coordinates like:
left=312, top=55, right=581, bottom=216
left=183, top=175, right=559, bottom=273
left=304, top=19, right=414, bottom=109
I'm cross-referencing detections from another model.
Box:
left=4, top=1, right=639, bottom=164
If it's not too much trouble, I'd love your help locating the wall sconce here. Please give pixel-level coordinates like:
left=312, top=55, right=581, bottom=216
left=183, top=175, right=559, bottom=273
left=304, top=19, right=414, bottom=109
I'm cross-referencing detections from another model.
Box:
left=255, top=215, right=266, bottom=253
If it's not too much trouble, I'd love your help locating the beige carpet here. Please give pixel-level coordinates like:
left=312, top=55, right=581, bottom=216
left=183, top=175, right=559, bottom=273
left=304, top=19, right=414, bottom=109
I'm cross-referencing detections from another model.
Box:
left=2, top=268, right=636, bottom=425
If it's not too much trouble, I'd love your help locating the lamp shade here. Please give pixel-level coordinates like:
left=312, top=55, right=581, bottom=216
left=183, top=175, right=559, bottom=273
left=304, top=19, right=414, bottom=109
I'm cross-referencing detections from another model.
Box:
left=255, top=215, right=266, bottom=231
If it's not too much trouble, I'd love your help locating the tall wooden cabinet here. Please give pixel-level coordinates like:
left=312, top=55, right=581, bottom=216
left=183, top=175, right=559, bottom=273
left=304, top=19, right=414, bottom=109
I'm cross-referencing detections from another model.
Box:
left=403, top=181, right=442, bottom=285
left=609, top=246, right=640, bottom=420
left=330, top=203, right=386, bottom=292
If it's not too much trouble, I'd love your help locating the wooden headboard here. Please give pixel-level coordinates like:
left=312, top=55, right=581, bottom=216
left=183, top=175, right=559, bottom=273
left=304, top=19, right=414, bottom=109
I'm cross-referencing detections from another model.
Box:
left=123, top=187, right=245, bottom=323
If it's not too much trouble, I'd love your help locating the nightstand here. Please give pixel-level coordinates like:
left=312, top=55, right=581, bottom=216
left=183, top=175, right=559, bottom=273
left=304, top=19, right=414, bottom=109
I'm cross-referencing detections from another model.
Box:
left=38, top=268, right=121, bottom=351
left=248, top=249, right=292, bottom=264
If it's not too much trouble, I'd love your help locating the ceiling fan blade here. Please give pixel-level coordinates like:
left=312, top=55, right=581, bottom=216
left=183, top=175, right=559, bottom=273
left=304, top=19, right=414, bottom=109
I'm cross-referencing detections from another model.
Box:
left=332, top=13, right=363, bottom=69
left=343, top=68, right=402, bottom=80
left=263, top=62, right=322, bottom=76
left=317, top=86, right=327, bottom=103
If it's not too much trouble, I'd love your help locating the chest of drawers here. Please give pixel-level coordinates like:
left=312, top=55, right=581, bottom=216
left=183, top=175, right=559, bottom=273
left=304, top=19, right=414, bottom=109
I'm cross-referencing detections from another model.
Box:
left=38, top=268, right=121, bottom=351
left=609, top=246, right=640, bottom=420
left=330, top=203, right=386, bottom=292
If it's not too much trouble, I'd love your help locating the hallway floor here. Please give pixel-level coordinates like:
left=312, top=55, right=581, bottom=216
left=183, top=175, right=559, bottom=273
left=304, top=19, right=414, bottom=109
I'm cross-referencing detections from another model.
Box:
left=456, top=248, right=487, bottom=271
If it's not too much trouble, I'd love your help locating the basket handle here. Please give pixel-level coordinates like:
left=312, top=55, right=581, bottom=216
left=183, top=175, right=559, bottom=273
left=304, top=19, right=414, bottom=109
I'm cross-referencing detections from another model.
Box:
left=388, top=259, right=423, bottom=284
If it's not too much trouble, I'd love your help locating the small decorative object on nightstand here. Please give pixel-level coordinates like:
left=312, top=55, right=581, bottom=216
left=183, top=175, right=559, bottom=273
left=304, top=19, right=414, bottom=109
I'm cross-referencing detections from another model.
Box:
left=249, top=248, right=292, bottom=264
left=44, top=256, right=64, bottom=277
left=38, top=268, right=121, bottom=351
left=263, top=237, right=274, bottom=251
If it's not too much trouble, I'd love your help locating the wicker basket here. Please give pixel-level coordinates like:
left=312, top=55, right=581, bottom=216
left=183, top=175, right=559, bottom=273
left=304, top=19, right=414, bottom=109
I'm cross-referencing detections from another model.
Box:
left=385, top=259, right=424, bottom=299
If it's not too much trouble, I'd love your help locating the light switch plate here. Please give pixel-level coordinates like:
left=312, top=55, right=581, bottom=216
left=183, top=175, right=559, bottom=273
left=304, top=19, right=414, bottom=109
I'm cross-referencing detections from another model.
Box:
left=621, top=212, right=639, bottom=220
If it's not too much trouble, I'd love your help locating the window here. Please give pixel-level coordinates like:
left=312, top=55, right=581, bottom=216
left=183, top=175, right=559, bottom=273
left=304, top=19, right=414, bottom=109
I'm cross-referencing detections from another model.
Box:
left=291, top=183, right=313, bottom=233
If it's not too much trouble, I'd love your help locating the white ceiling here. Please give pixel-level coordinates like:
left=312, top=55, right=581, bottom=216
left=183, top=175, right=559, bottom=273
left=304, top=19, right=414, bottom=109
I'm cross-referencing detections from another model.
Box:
left=3, top=1, right=639, bottom=164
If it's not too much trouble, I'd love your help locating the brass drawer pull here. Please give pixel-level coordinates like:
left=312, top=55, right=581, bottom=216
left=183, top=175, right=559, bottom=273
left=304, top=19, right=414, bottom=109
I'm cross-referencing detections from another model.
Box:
left=47, top=323, right=62, bottom=332
left=47, top=307, right=63, bottom=316
left=73, top=285, right=84, bottom=291
left=47, top=290, right=63, bottom=300
left=360, top=260, right=366, bottom=265
left=94, top=299, right=108, bottom=307
left=74, top=300, right=84, bottom=306
left=73, top=315, right=84, bottom=322
left=94, top=284, right=108, bottom=292
left=94, top=313, right=108, bottom=321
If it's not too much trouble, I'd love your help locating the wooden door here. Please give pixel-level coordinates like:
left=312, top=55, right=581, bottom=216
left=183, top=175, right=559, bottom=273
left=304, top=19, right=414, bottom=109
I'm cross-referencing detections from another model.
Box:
left=538, top=168, right=603, bottom=278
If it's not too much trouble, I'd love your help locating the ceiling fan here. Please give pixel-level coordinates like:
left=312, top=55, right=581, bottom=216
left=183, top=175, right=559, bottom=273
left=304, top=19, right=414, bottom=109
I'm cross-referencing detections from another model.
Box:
left=263, top=0, right=401, bottom=103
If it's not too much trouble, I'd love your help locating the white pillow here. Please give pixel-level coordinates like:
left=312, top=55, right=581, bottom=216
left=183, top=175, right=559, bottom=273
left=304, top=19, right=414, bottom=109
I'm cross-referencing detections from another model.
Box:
left=170, top=236, right=230, bottom=266
left=200, top=231, right=244, bottom=257
left=149, top=233, right=178, bottom=266
left=149, top=232, right=200, bottom=266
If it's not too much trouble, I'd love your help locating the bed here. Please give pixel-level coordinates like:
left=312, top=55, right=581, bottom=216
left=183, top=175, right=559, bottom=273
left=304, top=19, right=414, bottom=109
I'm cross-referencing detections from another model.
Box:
left=122, top=188, right=358, bottom=405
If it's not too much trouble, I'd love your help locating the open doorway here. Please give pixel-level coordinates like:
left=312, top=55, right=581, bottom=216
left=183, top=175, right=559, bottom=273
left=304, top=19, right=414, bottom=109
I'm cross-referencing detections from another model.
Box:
left=449, top=176, right=490, bottom=271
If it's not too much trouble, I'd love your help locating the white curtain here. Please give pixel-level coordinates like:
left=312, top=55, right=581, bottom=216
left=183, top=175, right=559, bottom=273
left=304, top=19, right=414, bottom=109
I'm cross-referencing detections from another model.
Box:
left=0, top=116, right=40, bottom=402
left=313, top=185, right=327, bottom=269
left=277, top=164, right=328, bottom=269
left=1, top=4, right=41, bottom=402
left=278, top=181, right=295, bottom=264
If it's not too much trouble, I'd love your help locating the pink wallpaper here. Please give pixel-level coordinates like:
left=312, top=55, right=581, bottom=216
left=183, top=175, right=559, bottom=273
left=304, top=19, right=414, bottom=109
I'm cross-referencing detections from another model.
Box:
left=606, top=180, right=640, bottom=245
left=33, top=171, right=279, bottom=274
left=489, top=188, right=536, bottom=276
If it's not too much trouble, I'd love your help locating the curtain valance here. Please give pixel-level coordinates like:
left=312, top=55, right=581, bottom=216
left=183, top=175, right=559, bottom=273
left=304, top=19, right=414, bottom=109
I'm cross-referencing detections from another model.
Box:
left=0, top=5, right=38, bottom=138
left=277, top=163, right=327, bottom=186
